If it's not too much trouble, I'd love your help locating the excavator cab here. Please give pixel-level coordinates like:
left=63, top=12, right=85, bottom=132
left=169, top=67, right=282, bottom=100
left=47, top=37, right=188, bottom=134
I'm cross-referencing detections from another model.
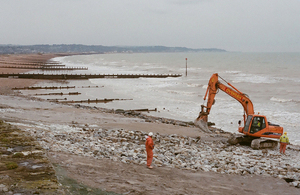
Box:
left=241, top=115, right=264, bottom=134
left=239, top=115, right=282, bottom=139
left=250, top=116, right=266, bottom=133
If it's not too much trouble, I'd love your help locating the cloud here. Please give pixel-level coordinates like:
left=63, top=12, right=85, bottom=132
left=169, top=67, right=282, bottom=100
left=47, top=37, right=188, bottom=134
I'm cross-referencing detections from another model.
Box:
left=0, top=0, right=300, bottom=52
left=169, top=0, right=208, bottom=5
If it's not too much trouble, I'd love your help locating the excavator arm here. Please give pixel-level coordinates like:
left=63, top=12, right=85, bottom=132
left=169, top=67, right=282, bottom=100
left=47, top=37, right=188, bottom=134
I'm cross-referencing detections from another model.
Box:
left=196, top=73, right=254, bottom=125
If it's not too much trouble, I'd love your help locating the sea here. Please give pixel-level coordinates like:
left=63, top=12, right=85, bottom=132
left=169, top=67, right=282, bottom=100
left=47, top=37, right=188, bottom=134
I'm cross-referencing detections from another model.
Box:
left=26, top=52, right=300, bottom=145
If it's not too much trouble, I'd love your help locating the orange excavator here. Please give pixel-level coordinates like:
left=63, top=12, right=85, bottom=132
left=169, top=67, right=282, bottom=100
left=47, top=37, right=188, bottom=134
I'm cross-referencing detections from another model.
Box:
left=195, top=73, right=283, bottom=149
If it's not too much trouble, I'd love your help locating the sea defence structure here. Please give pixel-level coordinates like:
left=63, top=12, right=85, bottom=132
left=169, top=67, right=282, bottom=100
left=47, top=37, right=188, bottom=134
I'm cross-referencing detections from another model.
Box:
left=0, top=66, right=88, bottom=70
left=0, top=73, right=182, bottom=79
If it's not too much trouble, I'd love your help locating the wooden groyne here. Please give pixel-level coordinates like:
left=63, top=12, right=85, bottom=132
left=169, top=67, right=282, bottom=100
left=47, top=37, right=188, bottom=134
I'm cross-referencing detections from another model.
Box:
left=127, top=108, right=157, bottom=112
left=12, top=86, right=76, bottom=90
left=12, top=85, right=102, bottom=90
left=80, top=85, right=103, bottom=88
left=57, top=98, right=133, bottom=104
left=47, top=98, right=67, bottom=101
left=0, top=61, right=62, bottom=66
left=0, top=66, right=88, bottom=70
left=42, top=64, right=66, bottom=67
left=32, top=92, right=81, bottom=96
left=0, top=73, right=182, bottom=79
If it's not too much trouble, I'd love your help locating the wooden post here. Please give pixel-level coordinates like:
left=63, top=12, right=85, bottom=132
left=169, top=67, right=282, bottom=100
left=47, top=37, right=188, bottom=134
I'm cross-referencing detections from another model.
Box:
left=185, top=58, right=188, bottom=77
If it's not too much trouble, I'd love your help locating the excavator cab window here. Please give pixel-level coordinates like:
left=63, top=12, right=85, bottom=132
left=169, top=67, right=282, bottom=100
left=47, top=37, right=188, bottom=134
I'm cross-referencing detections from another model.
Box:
left=243, top=115, right=253, bottom=133
left=250, top=116, right=265, bottom=134
left=261, top=117, right=266, bottom=129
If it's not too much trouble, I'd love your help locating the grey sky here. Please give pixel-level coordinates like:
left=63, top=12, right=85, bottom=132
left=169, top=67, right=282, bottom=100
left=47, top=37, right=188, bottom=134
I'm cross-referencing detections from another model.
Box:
left=1, top=0, right=299, bottom=52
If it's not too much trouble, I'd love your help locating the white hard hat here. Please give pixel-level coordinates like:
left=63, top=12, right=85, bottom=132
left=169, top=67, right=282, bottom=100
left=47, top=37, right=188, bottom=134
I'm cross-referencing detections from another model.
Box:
left=148, top=132, right=153, bottom=136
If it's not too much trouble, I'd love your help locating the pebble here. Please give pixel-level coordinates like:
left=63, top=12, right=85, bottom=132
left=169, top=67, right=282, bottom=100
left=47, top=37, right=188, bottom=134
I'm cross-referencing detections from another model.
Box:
left=27, top=124, right=300, bottom=187
left=0, top=184, right=8, bottom=192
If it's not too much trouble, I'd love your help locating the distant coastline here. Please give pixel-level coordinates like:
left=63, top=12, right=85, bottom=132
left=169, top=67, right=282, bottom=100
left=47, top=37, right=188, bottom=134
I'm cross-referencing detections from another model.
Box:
left=0, top=44, right=226, bottom=55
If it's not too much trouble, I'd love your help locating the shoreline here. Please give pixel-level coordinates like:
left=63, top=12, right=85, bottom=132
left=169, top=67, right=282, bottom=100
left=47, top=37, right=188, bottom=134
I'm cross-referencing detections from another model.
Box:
left=0, top=54, right=299, bottom=194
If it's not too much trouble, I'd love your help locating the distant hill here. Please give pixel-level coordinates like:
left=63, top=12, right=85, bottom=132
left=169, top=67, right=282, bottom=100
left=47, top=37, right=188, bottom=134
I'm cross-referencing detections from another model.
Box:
left=0, top=44, right=226, bottom=54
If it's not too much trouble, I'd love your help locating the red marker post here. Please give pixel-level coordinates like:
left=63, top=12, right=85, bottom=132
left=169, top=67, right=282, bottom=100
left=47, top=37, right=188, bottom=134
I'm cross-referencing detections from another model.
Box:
left=185, top=58, right=188, bottom=77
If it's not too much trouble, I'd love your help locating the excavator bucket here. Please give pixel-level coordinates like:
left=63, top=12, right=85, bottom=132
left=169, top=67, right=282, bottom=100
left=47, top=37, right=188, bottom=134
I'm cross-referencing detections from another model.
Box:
left=194, top=108, right=210, bottom=133
left=194, top=118, right=210, bottom=132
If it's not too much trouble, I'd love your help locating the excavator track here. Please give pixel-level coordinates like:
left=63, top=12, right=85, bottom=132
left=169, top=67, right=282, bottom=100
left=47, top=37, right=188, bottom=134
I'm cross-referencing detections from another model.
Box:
left=250, top=138, right=278, bottom=150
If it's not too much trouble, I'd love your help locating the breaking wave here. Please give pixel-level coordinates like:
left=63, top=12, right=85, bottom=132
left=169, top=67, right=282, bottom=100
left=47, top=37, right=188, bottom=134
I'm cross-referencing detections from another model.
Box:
left=270, top=97, right=300, bottom=103
left=232, top=74, right=278, bottom=84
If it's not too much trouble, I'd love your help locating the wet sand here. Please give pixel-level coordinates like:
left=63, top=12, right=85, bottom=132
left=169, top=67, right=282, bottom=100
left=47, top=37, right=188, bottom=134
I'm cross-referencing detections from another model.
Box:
left=0, top=54, right=299, bottom=194
left=0, top=53, right=65, bottom=95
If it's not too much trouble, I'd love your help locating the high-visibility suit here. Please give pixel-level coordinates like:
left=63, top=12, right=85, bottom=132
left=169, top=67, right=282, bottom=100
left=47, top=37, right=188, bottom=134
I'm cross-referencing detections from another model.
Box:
left=279, top=133, right=289, bottom=154
left=145, top=136, right=154, bottom=167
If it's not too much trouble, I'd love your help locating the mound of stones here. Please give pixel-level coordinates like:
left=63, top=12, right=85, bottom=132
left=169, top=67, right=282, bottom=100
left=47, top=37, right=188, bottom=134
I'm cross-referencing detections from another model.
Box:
left=26, top=123, right=300, bottom=188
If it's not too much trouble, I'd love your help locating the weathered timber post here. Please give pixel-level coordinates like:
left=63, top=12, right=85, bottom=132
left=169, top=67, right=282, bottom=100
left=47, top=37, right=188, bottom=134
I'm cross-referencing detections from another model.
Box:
left=185, top=58, right=188, bottom=77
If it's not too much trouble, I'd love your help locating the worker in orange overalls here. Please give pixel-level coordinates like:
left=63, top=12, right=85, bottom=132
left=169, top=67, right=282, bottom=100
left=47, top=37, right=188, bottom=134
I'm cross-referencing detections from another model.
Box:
left=145, top=132, right=154, bottom=169
left=279, top=132, right=289, bottom=155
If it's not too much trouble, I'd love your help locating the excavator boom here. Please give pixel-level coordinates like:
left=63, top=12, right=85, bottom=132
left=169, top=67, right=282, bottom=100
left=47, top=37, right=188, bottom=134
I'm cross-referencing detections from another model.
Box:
left=197, top=73, right=254, bottom=124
